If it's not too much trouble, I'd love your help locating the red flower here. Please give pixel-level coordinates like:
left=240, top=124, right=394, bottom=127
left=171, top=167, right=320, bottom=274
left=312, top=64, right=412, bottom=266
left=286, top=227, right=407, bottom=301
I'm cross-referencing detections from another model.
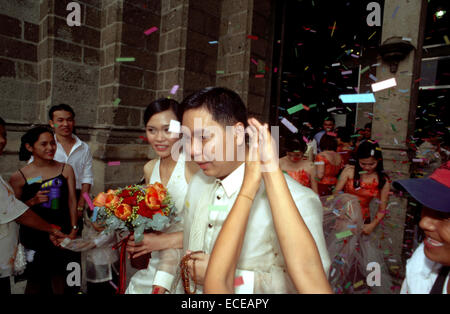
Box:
left=118, top=189, right=131, bottom=198
left=137, top=202, right=153, bottom=219
left=123, top=196, right=138, bottom=206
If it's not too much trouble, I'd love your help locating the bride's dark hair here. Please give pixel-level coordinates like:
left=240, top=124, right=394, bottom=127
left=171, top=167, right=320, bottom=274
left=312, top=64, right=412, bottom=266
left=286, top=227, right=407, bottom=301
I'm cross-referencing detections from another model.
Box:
left=143, top=98, right=180, bottom=125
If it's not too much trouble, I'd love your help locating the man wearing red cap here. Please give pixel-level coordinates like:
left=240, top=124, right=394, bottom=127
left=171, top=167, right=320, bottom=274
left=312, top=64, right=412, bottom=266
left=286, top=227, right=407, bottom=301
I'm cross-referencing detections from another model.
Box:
left=394, top=161, right=450, bottom=294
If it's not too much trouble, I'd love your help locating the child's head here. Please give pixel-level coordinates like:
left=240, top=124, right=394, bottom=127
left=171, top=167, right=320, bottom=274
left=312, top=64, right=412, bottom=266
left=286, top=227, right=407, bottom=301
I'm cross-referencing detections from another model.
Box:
left=19, top=126, right=55, bottom=161
left=0, top=117, right=6, bottom=156
left=285, top=138, right=307, bottom=162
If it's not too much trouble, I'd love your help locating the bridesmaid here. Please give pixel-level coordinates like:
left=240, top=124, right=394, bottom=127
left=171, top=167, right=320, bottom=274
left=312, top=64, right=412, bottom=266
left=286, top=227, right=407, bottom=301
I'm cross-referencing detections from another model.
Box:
left=315, top=134, right=343, bottom=196
left=126, top=98, right=199, bottom=294
left=333, top=141, right=390, bottom=234
left=280, top=138, right=319, bottom=194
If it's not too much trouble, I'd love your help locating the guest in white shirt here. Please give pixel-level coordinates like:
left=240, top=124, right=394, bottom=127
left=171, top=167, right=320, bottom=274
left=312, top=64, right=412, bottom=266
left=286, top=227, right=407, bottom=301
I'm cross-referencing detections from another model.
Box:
left=171, top=87, right=330, bottom=294
left=48, top=104, right=93, bottom=218
left=0, top=117, right=67, bottom=295
left=394, top=161, right=450, bottom=294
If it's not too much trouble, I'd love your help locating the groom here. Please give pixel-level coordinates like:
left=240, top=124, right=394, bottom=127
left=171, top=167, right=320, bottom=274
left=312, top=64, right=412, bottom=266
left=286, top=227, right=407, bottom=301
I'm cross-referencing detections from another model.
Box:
left=169, top=87, right=330, bottom=293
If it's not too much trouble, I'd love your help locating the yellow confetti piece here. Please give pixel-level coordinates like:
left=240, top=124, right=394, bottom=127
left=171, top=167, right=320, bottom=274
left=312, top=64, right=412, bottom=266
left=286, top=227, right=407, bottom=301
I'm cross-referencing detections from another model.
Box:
left=305, top=66, right=309, bottom=71
left=444, top=35, right=450, bottom=45
left=368, top=31, right=377, bottom=40
left=354, top=280, right=364, bottom=288
left=185, top=200, right=190, bottom=208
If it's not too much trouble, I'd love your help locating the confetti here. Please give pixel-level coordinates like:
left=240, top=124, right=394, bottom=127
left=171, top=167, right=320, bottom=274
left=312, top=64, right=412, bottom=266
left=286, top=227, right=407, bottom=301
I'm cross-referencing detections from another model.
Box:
left=208, top=40, right=218, bottom=45
left=369, top=74, right=378, bottom=81
left=168, top=120, right=181, bottom=133
left=314, top=161, right=325, bottom=165
left=327, top=107, right=337, bottom=112
left=113, top=98, right=121, bottom=106
left=144, top=26, right=158, bottom=36
left=109, top=281, right=118, bottom=290
left=444, top=35, right=450, bottom=45
left=368, top=31, right=377, bottom=40
left=208, top=205, right=228, bottom=211
left=347, top=225, right=357, bottom=229
left=339, top=93, right=376, bottom=103
left=116, top=57, right=135, bottom=62
left=251, top=58, right=258, bottom=65
left=83, top=192, right=94, bottom=211
left=372, top=78, right=397, bottom=92
left=216, top=70, right=224, bottom=74
left=332, top=63, right=340, bottom=67
left=108, top=161, right=121, bottom=166
left=91, top=207, right=98, bottom=222
left=247, top=35, right=259, bottom=40
left=359, top=171, right=368, bottom=174
left=354, top=280, right=364, bottom=288
left=336, top=230, right=353, bottom=239
left=341, top=70, right=352, bottom=75
left=234, top=276, right=244, bottom=287
left=308, top=104, right=317, bottom=108
left=280, top=117, right=298, bottom=133
left=287, top=104, right=304, bottom=114
left=392, top=6, right=400, bottom=18
left=255, top=74, right=264, bottom=78
left=360, top=66, right=370, bottom=74
left=170, top=85, right=179, bottom=95
left=330, top=21, right=336, bottom=37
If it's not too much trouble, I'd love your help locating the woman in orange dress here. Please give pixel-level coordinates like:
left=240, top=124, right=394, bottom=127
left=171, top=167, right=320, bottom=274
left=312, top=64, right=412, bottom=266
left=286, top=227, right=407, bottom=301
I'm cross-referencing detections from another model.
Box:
left=280, top=138, right=318, bottom=194
left=334, top=141, right=391, bottom=234
left=336, top=127, right=354, bottom=166
left=315, top=134, right=343, bottom=196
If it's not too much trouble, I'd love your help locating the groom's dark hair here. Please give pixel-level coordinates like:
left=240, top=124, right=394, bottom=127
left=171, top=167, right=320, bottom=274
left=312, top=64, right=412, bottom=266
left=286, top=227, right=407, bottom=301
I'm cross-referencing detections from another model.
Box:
left=181, top=87, right=249, bottom=128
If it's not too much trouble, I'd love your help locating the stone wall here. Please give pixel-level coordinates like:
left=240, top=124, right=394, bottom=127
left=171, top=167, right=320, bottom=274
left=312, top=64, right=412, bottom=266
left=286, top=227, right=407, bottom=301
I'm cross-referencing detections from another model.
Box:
left=0, top=0, right=274, bottom=194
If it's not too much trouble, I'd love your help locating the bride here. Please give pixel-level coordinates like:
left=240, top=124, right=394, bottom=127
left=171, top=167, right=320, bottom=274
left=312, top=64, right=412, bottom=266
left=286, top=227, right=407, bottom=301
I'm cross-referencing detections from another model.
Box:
left=125, top=98, right=198, bottom=294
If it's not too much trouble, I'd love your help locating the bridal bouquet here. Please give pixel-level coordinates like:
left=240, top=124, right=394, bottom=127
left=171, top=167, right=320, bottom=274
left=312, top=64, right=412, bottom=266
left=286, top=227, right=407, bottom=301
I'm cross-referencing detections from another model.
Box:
left=92, top=182, right=178, bottom=293
left=92, top=182, right=177, bottom=243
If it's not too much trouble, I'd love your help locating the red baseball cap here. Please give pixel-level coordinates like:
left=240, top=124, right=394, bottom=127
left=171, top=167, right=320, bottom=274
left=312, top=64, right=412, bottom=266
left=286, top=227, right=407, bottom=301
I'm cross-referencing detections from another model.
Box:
left=393, top=161, right=450, bottom=213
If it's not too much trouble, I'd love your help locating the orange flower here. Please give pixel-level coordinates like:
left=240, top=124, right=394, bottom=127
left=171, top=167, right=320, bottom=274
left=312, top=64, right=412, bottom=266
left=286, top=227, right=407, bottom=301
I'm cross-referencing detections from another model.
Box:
left=153, top=182, right=167, bottom=202
left=93, top=192, right=107, bottom=207
left=114, top=203, right=132, bottom=221
left=145, top=187, right=161, bottom=210
left=105, top=193, right=120, bottom=208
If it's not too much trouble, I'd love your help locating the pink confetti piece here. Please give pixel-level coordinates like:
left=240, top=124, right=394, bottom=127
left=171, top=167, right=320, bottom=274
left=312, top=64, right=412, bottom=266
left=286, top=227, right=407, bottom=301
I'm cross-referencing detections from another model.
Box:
left=341, top=70, right=352, bottom=75
left=234, top=276, right=244, bottom=287
left=144, top=26, right=158, bottom=36
left=83, top=192, right=94, bottom=211
left=255, top=74, right=264, bottom=78
left=274, top=67, right=278, bottom=73
left=170, top=84, right=179, bottom=95
left=327, top=132, right=337, bottom=137
left=251, top=58, right=258, bottom=65
left=108, top=161, right=121, bottom=166
left=109, top=281, right=118, bottom=290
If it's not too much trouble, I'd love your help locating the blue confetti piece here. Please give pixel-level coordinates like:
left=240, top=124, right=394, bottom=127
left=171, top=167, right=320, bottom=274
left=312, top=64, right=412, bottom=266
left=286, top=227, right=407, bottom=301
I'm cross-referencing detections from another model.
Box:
left=91, top=207, right=99, bottom=222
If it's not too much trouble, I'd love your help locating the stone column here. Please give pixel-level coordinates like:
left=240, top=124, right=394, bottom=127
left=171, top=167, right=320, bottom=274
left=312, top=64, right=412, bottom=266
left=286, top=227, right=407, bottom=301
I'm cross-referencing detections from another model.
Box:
left=371, top=0, right=427, bottom=280
left=0, top=0, right=40, bottom=175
